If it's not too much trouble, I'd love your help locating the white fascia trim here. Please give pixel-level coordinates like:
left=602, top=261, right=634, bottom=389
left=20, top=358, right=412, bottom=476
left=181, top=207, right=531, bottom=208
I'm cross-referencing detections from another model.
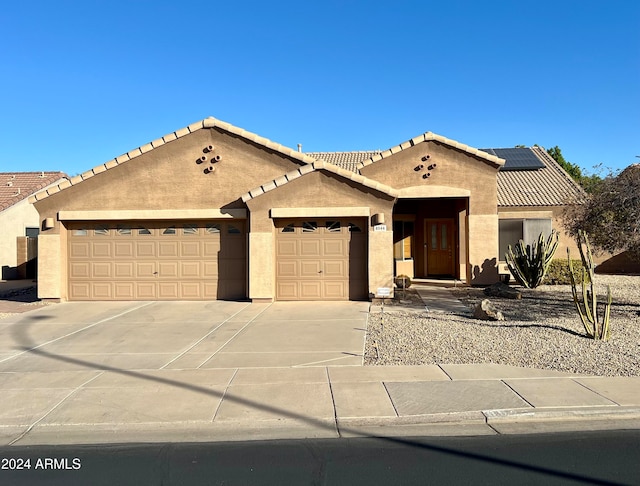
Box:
left=58, top=209, right=247, bottom=221
left=269, top=207, right=371, bottom=218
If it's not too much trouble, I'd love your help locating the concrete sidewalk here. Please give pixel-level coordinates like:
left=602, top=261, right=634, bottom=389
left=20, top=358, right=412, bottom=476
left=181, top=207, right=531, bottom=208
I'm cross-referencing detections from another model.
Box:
left=2, top=363, right=640, bottom=446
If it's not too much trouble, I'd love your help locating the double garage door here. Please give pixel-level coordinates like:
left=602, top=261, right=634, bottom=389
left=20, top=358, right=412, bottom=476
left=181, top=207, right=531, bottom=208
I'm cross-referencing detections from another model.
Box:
left=67, top=221, right=246, bottom=300
left=275, top=218, right=368, bottom=300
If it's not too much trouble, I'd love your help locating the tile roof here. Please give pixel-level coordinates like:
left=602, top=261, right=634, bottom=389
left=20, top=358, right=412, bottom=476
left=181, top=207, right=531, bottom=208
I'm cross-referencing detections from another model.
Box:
left=241, top=161, right=398, bottom=202
left=29, top=117, right=318, bottom=204
left=0, top=172, right=68, bottom=211
left=306, top=146, right=585, bottom=207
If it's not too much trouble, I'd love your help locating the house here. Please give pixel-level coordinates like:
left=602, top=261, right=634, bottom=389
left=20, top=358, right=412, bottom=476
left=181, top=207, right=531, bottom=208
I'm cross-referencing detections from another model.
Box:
left=30, top=117, right=583, bottom=302
left=0, top=172, right=68, bottom=280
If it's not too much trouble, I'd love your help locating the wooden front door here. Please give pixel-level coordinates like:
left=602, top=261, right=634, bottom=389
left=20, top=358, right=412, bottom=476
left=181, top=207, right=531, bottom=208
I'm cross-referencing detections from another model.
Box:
left=425, top=219, right=455, bottom=276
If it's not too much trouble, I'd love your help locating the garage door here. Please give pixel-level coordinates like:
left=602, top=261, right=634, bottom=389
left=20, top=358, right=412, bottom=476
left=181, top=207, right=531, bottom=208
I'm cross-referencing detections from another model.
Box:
left=67, top=221, right=246, bottom=300
left=275, top=218, right=368, bottom=300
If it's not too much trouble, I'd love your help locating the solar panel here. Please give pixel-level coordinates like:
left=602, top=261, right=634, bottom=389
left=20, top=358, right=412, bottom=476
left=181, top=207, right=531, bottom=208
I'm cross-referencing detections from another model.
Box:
left=480, top=148, right=546, bottom=171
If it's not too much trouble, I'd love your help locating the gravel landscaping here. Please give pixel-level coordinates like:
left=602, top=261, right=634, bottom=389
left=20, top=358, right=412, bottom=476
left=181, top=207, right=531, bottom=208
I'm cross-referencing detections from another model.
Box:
left=364, top=275, right=640, bottom=376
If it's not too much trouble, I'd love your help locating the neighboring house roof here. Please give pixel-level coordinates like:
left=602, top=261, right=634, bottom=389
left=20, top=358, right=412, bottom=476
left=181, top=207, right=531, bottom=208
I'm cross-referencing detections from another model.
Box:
left=241, top=160, right=398, bottom=202
left=0, top=172, right=68, bottom=211
left=29, top=117, right=318, bottom=204
left=307, top=145, right=585, bottom=207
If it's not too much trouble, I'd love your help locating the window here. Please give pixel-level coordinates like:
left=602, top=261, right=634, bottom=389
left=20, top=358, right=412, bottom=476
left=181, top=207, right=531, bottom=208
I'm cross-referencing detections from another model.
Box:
left=94, top=225, right=109, bottom=236
left=25, top=227, right=39, bottom=237
left=72, top=228, right=87, bottom=236
left=183, top=224, right=198, bottom=235
left=116, top=225, right=131, bottom=236
left=348, top=222, right=362, bottom=233
left=138, top=227, right=152, bottom=235
left=326, top=221, right=341, bottom=233
left=499, top=219, right=552, bottom=261
left=228, top=224, right=241, bottom=234
left=302, top=221, right=317, bottom=233
left=162, top=226, right=176, bottom=235
left=393, top=220, right=414, bottom=260
left=281, top=223, right=295, bottom=233
left=206, top=224, right=221, bottom=234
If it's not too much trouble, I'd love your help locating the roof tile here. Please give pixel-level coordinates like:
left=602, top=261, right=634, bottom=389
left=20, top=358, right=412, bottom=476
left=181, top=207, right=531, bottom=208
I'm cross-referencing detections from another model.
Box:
left=0, top=172, right=68, bottom=211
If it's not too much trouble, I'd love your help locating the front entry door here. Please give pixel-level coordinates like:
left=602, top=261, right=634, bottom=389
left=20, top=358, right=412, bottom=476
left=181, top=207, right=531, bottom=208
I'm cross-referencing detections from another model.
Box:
left=425, top=219, right=455, bottom=276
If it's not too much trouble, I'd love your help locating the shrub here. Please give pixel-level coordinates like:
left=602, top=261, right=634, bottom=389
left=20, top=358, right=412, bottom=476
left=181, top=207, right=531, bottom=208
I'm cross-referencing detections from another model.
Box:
left=544, top=259, right=590, bottom=285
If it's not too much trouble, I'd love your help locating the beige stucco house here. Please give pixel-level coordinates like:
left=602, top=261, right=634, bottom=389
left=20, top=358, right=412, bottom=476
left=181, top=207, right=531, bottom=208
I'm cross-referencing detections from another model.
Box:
left=0, top=172, right=68, bottom=280
left=30, top=117, right=583, bottom=302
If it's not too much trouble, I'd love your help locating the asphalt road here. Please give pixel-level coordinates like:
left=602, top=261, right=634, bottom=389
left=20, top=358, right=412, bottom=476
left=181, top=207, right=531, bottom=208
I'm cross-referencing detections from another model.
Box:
left=1, top=430, right=639, bottom=485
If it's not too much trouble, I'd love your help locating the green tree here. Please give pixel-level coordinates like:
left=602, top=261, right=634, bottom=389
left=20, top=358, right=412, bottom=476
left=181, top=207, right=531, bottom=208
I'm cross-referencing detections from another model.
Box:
left=545, top=145, right=605, bottom=193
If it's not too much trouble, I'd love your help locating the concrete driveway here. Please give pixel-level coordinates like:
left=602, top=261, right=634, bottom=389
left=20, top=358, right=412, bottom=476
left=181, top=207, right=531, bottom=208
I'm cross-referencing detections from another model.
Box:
left=0, top=300, right=370, bottom=373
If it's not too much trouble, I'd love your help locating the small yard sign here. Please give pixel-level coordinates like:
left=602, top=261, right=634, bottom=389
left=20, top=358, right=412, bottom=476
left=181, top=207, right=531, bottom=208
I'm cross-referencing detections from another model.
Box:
left=377, top=287, right=391, bottom=297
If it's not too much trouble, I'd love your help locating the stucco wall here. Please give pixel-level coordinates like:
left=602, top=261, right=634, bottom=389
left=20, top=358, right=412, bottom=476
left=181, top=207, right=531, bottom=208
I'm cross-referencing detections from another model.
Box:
left=360, top=141, right=499, bottom=215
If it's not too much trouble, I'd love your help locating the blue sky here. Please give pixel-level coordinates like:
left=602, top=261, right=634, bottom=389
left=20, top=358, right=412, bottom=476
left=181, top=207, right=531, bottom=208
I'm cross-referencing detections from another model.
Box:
left=1, top=0, right=638, bottom=176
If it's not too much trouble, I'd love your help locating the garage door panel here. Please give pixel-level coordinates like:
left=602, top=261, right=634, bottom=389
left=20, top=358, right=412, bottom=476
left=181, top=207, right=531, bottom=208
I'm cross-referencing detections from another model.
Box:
left=70, top=262, right=90, bottom=278
left=277, top=261, right=297, bottom=277
left=92, top=242, right=112, bottom=258
left=136, top=241, right=156, bottom=257
left=323, top=260, right=345, bottom=277
left=92, top=283, right=112, bottom=300
left=158, top=262, right=178, bottom=278
left=69, top=282, right=90, bottom=299
left=203, top=261, right=219, bottom=277
left=300, top=281, right=322, bottom=299
left=114, top=242, right=134, bottom=257
left=114, top=282, right=135, bottom=299
left=158, top=242, right=179, bottom=257
left=136, top=262, right=156, bottom=278
left=277, top=282, right=298, bottom=300
left=114, top=262, right=134, bottom=278
left=300, top=261, right=322, bottom=277
left=136, top=282, right=157, bottom=299
left=181, top=241, right=200, bottom=257
left=180, top=261, right=201, bottom=278
left=324, top=240, right=346, bottom=256
left=158, top=282, right=179, bottom=299
left=92, top=262, right=112, bottom=278
left=68, top=220, right=246, bottom=301
left=300, top=240, right=321, bottom=256
left=277, top=240, right=296, bottom=256
left=70, top=242, right=90, bottom=258
left=180, top=282, right=201, bottom=299
left=324, top=281, right=346, bottom=299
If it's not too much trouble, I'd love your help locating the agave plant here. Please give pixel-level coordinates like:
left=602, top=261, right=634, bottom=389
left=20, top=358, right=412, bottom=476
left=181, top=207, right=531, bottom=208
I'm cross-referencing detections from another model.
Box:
left=505, top=231, right=559, bottom=289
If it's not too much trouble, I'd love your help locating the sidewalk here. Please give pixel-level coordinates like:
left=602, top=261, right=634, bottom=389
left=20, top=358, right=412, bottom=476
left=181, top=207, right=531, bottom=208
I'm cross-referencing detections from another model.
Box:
left=3, top=363, right=640, bottom=446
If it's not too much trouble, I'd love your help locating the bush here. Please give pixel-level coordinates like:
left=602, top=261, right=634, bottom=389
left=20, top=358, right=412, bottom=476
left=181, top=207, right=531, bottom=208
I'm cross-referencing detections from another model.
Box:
left=543, top=259, right=590, bottom=285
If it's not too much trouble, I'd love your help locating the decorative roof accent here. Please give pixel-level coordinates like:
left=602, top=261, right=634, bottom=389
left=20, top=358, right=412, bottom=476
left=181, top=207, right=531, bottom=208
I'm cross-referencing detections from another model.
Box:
left=29, top=117, right=318, bottom=204
left=241, top=160, right=399, bottom=202
left=355, top=131, right=505, bottom=170
left=1, top=172, right=68, bottom=211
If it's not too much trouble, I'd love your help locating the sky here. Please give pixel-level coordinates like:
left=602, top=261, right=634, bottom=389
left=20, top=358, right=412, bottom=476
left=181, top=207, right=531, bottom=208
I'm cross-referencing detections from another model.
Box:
left=0, top=0, right=638, bottom=177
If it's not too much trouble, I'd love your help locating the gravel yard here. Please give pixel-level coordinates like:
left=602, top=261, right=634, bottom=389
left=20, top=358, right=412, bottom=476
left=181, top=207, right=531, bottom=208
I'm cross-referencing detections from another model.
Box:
left=364, top=275, right=640, bottom=376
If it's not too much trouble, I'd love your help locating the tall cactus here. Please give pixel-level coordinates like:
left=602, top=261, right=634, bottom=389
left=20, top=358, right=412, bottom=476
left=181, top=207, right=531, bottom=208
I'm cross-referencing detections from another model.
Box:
left=505, top=230, right=559, bottom=289
left=568, top=230, right=612, bottom=340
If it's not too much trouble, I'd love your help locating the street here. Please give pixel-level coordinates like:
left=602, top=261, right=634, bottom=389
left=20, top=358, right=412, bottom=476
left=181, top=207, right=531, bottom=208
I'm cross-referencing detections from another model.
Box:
left=1, top=429, right=639, bottom=485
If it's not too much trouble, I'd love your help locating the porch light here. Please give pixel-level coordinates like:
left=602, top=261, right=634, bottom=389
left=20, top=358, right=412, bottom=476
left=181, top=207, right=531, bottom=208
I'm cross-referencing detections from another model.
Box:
left=43, top=217, right=54, bottom=230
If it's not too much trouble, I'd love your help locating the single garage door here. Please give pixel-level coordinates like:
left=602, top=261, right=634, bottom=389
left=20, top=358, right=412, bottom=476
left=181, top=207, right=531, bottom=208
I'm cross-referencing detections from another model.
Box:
left=67, top=221, right=246, bottom=300
left=275, top=218, right=368, bottom=300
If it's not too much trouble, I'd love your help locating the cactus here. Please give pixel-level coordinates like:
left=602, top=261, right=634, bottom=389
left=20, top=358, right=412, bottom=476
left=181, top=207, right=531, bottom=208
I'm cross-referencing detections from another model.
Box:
left=568, top=230, right=612, bottom=340
left=505, top=231, right=559, bottom=289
